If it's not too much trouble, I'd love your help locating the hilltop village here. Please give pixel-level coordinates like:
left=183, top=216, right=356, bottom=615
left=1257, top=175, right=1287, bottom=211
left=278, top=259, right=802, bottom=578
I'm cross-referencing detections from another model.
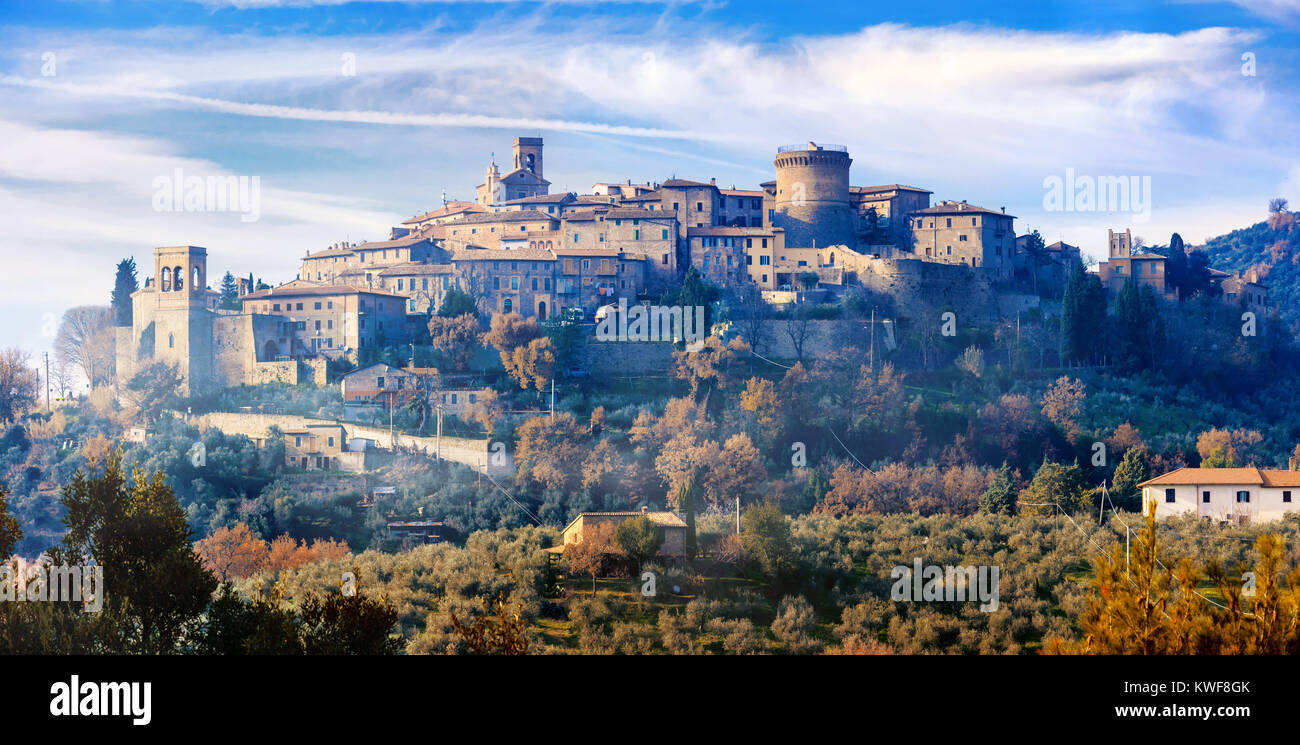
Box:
left=114, top=136, right=1270, bottom=393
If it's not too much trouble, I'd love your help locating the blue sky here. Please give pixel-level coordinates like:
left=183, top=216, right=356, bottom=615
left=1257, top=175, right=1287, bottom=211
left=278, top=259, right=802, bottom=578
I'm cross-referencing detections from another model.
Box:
left=2, top=0, right=1299, bottom=385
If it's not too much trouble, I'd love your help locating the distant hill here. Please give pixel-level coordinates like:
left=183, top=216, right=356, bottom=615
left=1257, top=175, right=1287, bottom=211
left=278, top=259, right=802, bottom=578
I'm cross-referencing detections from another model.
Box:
left=1196, top=211, right=1300, bottom=326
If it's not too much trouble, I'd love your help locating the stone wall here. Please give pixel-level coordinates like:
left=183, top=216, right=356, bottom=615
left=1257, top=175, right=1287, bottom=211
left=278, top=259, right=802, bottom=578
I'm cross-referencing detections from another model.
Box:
left=576, top=340, right=675, bottom=375
left=856, top=256, right=998, bottom=322
left=196, top=412, right=498, bottom=473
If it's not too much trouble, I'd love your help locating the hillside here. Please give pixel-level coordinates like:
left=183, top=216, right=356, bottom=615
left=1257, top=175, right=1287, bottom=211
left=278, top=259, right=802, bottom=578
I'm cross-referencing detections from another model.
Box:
left=1198, top=210, right=1300, bottom=326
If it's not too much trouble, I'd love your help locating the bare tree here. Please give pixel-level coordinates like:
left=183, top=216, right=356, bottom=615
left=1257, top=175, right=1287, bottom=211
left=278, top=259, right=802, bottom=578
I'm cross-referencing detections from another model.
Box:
left=781, top=305, right=815, bottom=364
left=734, top=285, right=772, bottom=356
left=55, top=306, right=115, bottom=388
left=0, top=349, right=40, bottom=424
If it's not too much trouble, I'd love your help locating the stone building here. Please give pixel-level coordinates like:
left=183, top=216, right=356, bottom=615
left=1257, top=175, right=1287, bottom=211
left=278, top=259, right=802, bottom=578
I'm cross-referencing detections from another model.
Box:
left=850, top=184, right=932, bottom=241
left=240, top=282, right=412, bottom=356
left=911, top=200, right=1018, bottom=280
left=283, top=423, right=347, bottom=470
left=1095, top=228, right=1175, bottom=300
left=560, top=509, right=689, bottom=558
left=476, top=137, right=549, bottom=206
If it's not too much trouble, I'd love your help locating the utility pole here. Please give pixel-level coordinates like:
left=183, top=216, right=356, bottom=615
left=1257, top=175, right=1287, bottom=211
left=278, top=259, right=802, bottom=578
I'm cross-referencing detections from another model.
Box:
left=44, top=352, right=50, bottom=412
left=550, top=378, right=555, bottom=420
left=735, top=496, right=740, bottom=535
left=435, top=404, right=443, bottom=462
left=869, top=306, right=875, bottom=373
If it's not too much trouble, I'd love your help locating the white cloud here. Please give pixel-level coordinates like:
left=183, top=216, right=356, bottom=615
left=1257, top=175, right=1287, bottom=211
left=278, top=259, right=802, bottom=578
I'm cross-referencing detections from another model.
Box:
left=0, top=16, right=1296, bottom=354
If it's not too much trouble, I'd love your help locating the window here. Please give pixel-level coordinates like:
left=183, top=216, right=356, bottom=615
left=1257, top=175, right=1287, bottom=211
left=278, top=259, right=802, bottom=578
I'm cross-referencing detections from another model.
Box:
left=168, top=333, right=175, bottom=349
left=946, top=218, right=952, bottom=228
left=661, top=229, right=669, bottom=240
left=314, top=302, right=322, bottom=310
left=760, top=256, right=770, bottom=266
left=1165, top=488, right=1175, bottom=503
left=296, top=303, right=304, bottom=311
left=1202, top=491, right=1210, bottom=503
left=273, top=304, right=281, bottom=311
left=493, top=277, right=500, bottom=290
left=1285, top=491, right=1293, bottom=503
left=1236, top=490, right=1251, bottom=503
left=959, top=235, right=968, bottom=242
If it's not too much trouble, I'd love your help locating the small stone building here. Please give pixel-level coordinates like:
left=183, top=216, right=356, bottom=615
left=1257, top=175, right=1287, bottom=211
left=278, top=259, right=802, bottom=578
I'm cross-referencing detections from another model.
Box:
left=561, top=510, right=689, bottom=558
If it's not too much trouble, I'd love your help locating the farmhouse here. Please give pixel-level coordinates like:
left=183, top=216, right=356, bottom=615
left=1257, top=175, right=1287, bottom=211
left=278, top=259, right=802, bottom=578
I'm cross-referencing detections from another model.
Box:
left=561, top=510, right=689, bottom=558
left=1140, top=467, right=1300, bottom=524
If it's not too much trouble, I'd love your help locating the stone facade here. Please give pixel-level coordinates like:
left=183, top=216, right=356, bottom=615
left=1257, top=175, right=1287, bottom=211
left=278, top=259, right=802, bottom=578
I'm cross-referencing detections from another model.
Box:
left=911, top=201, right=1018, bottom=280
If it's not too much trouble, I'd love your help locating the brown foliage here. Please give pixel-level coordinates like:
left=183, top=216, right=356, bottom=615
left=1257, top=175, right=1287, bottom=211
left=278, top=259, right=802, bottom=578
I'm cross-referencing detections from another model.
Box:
left=195, top=523, right=269, bottom=581
left=427, top=313, right=482, bottom=371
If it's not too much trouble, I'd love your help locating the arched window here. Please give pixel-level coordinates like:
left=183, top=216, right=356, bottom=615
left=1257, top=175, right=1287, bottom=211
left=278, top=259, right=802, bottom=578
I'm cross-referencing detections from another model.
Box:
left=173, top=267, right=184, bottom=292
left=168, top=333, right=175, bottom=349
left=503, top=298, right=513, bottom=313
left=192, top=266, right=201, bottom=291
left=537, top=301, right=547, bottom=320
left=161, top=268, right=172, bottom=292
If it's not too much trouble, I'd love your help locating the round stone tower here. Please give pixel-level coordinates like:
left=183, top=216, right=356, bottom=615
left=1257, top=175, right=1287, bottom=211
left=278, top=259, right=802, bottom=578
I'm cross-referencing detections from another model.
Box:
left=772, top=142, right=854, bottom=249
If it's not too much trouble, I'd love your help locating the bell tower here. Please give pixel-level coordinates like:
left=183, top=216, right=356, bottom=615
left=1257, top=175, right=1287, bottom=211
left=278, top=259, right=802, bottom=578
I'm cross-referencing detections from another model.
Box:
left=513, top=137, right=543, bottom=179
left=155, top=245, right=208, bottom=309
left=145, top=245, right=213, bottom=394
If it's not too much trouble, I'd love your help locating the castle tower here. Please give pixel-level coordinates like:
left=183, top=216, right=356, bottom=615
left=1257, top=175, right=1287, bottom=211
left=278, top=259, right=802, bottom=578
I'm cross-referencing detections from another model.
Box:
left=1108, top=228, right=1132, bottom=258
left=513, top=137, right=543, bottom=180
left=771, top=142, right=855, bottom=249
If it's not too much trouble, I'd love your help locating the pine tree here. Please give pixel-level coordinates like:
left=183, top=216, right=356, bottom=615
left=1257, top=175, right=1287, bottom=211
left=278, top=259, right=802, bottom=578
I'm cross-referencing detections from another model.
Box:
left=1166, top=232, right=1187, bottom=299
left=979, top=463, right=1018, bottom=514
left=109, top=258, right=138, bottom=327
left=1111, top=445, right=1149, bottom=509
left=218, top=271, right=241, bottom=310
left=1061, top=261, right=1106, bottom=365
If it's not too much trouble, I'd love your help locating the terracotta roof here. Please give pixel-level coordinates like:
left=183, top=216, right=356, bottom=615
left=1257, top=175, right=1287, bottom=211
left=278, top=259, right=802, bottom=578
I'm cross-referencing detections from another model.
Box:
left=305, top=247, right=355, bottom=259
left=620, top=191, right=662, bottom=202
left=660, top=179, right=717, bottom=189
left=720, top=188, right=764, bottom=197
left=914, top=201, right=1015, bottom=218
left=243, top=284, right=407, bottom=300
left=355, top=233, right=438, bottom=250
left=850, top=184, right=933, bottom=195
left=688, top=226, right=780, bottom=237
left=449, top=247, right=556, bottom=262
left=377, top=263, right=455, bottom=276
left=500, top=192, right=575, bottom=205
left=562, top=511, right=689, bottom=534
left=402, top=202, right=485, bottom=225
left=447, top=210, right=559, bottom=226
left=603, top=207, right=675, bottom=220
left=1139, top=467, right=1300, bottom=487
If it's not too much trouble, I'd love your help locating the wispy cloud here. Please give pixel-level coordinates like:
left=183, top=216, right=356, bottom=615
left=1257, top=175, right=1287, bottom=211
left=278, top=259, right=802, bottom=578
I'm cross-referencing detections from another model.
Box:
left=0, top=13, right=1295, bottom=355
